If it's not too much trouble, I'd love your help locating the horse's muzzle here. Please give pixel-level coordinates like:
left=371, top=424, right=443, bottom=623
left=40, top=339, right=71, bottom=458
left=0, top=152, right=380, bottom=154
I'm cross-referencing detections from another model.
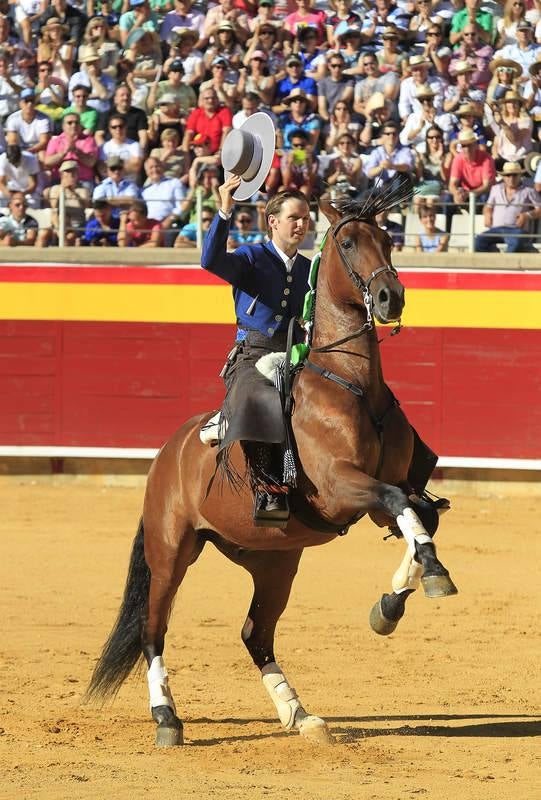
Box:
left=372, top=276, right=405, bottom=324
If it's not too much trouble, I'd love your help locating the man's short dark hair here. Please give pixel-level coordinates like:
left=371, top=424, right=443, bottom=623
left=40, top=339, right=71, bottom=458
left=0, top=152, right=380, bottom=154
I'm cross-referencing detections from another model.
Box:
left=289, top=128, right=309, bottom=142
left=6, top=144, right=21, bottom=165
left=93, top=199, right=110, bottom=210
left=130, top=200, right=148, bottom=216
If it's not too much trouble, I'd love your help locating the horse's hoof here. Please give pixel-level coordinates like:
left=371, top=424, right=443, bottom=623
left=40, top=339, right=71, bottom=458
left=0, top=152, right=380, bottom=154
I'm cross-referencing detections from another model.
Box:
left=422, top=574, right=458, bottom=598
left=369, top=599, right=399, bottom=636
left=155, top=722, right=184, bottom=747
left=297, top=715, right=335, bottom=745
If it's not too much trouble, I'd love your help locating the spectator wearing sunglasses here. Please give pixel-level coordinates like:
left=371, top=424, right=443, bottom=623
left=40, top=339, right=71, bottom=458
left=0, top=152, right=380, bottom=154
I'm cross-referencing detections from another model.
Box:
left=365, top=121, right=415, bottom=184
left=317, top=53, right=354, bottom=124
left=174, top=203, right=214, bottom=248
left=486, top=58, right=522, bottom=105
left=450, top=0, right=493, bottom=47
left=92, top=155, right=141, bottom=218
left=0, top=191, right=39, bottom=247
left=43, top=112, right=98, bottom=189
left=494, top=21, right=539, bottom=80
left=228, top=208, right=265, bottom=248
left=5, top=89, right=51, bottom=159
left=62, top=84, right=99, bottom=135
left=449, top=24, right=494, bottom=90
left=98, top=114, right=144, bottom=183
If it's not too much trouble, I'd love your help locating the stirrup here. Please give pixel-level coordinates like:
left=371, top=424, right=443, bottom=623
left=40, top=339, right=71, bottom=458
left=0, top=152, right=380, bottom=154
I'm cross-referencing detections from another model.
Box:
left=253, top=490, right=289, bottom=529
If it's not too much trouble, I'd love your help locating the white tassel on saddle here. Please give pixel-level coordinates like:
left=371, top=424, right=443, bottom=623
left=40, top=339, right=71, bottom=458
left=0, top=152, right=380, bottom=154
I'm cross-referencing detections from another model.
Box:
left=199, top=411, right=227, bottom=445
left=255, top=352, right=286, bottom=381
left=147, top=656, right=176, bottom=712
left=262, top=667, right=305, bottom=730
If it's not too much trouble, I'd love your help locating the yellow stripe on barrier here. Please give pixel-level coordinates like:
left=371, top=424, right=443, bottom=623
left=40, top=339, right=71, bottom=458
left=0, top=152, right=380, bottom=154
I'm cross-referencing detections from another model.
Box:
left=3, top=283, right=541, bottom=329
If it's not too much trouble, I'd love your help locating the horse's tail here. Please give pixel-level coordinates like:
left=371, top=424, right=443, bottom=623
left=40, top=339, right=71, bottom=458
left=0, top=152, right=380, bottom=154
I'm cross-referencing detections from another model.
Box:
left=84, top=518, right=150, bottom=703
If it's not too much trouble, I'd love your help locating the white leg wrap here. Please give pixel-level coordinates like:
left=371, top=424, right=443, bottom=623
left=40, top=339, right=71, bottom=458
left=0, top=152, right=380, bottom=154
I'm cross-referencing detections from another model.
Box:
left=262, top=664, right=306, bottom=731
left=396, top=507, right=432, bottom=557
left=392, top=551, right=424, bottom=593
left=147, top=656, right=176, bottom=713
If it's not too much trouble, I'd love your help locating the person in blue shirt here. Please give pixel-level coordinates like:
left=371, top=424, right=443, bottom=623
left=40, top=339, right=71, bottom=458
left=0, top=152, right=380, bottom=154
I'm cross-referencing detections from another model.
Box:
left=201, top=174, right=311, bottom=526
left=82, top=199, right=119, bottom=246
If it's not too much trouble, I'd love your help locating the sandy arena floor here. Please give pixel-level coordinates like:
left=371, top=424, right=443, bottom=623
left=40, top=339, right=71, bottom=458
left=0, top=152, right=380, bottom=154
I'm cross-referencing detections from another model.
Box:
left=1, top=480, right=540, bottom=800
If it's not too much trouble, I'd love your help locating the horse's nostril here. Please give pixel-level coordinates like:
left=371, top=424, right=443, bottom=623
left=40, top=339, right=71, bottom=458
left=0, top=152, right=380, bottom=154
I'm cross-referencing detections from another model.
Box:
left=378, top=288, right=389, bottom=305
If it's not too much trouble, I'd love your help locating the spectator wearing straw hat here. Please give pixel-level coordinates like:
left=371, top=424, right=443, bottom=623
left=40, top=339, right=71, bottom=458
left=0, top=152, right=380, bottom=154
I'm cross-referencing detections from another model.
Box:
left=486, top=58, right=523, bottom=105
left=398, top=54, right=446, bottom=121
left=449, top=23, right=493, bottom=90
left=524, top=58, right=541, bottom=125
left=448, top=102, right=487, bottom=155
left=449, top=129, right=496, bottom=205
left=277, top=88, right=321, bottom=150
left=46, top=161, right=92, bottom=247
left=40, top=0, right=87, bottom=46
left=475, top=161, right=541, bottom=252
left=443, top=60, right=486, bottom=114
left=274, top=55, right=317, bottom=112
left=361, top=0, right=410, bottom=51
left=353, top=52, right=400, bottom=118
left=490, top=89, right=533, bottom=166
left=400, top=84, right=454, bottom=153
left=163, top=28, right=205, bottom=87
left=203, top=0, right=250, bottom=45
left=160, top=0, right=206, bottom=49
left=68, top=46, right=116, bottom=114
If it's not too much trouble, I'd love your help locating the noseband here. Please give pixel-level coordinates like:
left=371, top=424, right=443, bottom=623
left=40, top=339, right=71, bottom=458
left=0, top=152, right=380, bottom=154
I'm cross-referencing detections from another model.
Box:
left=312, top=215, right=400, bottom=354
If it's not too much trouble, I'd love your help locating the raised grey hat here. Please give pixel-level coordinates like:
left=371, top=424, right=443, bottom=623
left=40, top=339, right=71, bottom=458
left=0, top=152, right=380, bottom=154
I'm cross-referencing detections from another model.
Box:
left=221, top=112, right=276, bottom=201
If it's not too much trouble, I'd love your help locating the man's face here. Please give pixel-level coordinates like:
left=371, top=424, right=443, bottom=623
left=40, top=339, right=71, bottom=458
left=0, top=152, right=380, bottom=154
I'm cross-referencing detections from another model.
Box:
left=63, top=115, right=81, bottom=136
left=146, top=160, right=163, bottom=180
left=462, top=26, right=477, bottom=43
left=108, top=164, right=124, bottom=182
left=201, top=91, right=217, bottom=111
left=268, top=198, right=310, bottom=248
left=115, top=87, right=131, bottom=107
left=62, top=167, right=78, bottom=185
left=109, top=119, right=126, bottom=139
left=242, top=99, right=258, bottom=115
left=9, top=195, right=26, bottom=220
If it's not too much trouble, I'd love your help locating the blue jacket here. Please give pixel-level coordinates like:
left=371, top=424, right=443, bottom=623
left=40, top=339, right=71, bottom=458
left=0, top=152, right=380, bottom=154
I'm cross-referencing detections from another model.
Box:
left=201, top=213, right=311, bottom=339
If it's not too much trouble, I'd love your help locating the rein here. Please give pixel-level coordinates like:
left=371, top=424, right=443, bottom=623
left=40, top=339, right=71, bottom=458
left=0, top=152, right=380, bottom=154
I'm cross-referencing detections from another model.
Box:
left=311, top=215, right=400, bottom=354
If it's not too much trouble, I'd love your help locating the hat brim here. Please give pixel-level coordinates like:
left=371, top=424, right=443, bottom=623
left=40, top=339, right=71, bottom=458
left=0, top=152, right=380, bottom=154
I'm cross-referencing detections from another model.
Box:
left=497, top=166, right=524, bottom=175
left=224, top=112, right=276, bottom=202
left=524, top=151, right=541, bottom=175
left=489, top=58, right=522, bottom=74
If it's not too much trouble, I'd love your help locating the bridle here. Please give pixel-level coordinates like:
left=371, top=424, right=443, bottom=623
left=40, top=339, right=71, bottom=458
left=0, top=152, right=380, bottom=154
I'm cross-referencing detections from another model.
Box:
left=311, top=215, right=401, bottom=354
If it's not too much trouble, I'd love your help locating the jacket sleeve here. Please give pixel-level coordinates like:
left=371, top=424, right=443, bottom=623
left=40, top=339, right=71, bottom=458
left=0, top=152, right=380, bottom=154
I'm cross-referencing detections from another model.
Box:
left=201, top=212, right=254, bottom=289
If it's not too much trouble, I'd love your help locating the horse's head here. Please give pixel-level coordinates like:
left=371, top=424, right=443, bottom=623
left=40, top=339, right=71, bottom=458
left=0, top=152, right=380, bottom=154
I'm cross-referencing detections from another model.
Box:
left=319, top=188, right=408, bottom=325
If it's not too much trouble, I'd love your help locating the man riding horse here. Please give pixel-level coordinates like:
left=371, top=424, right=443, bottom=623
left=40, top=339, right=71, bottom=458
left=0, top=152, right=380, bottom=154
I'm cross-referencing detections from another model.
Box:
left=201, top=113, right=313, bottom=526
left=202, top=114, right=443, bottom=532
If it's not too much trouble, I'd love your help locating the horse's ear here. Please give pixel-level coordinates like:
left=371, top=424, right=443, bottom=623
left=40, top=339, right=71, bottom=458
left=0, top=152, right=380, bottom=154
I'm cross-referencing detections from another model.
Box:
left=319, top=195, right=341, bottom=226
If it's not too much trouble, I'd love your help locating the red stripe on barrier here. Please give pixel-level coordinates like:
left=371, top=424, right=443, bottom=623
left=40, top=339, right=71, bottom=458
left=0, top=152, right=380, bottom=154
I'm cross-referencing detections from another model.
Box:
left=0, top=265, right=226, bottom=286
left=0, top=264, right=539, bottom=290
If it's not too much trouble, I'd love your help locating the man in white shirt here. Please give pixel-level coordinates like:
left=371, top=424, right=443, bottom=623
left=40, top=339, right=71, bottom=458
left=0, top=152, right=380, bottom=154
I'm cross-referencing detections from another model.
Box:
left=98, top=115, right=144, bottom=184
left=0, top=145, right=40, bottom=208
left=141, top=157, right=184, bottom=243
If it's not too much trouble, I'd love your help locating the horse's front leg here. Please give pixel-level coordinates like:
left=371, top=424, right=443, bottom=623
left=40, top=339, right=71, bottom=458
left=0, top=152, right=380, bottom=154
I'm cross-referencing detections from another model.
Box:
left=239, top=549, right=335, bottom=745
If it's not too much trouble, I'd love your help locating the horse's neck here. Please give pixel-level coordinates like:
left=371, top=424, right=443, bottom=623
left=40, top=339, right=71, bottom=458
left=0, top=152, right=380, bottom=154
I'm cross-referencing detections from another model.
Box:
left=311, top=274, right=385, bottom=398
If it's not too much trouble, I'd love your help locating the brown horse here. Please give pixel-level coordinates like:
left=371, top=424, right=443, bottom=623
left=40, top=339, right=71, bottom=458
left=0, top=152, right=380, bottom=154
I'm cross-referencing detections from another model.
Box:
left=86, top=185, right=457, bottom=747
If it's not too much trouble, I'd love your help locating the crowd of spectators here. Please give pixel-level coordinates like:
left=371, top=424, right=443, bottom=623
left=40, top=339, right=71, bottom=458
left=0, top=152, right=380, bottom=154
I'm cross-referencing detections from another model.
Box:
left=0, top=0, right=540, bottom=250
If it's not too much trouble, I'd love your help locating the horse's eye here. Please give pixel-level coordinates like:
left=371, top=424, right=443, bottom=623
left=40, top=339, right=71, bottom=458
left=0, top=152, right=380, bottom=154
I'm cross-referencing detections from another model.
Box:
left=341, top=238, right=353, bottom=250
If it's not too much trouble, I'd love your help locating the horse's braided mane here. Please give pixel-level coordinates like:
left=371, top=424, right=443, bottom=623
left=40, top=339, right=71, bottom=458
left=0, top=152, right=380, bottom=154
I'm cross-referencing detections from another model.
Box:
left=333, top=174, right=415, bottom=223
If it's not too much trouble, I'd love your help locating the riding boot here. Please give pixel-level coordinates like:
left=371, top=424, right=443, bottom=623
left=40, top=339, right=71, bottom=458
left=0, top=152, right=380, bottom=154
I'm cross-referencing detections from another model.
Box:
left=247, top=442, right=290, bottom=528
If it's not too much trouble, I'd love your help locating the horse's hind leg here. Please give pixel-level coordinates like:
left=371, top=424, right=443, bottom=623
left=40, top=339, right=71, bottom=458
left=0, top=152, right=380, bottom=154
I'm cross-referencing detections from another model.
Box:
left=239, top=550, right=335, bottom=745
left=142, top=515, right=201, bottom=747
